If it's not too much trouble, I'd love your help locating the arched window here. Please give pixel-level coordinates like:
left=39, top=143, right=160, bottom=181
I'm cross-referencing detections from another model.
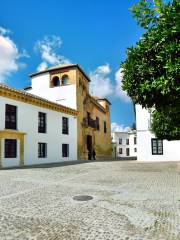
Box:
left=52, top=76, right=60, bottom=87
left=62, top=75, right=69, bottom=85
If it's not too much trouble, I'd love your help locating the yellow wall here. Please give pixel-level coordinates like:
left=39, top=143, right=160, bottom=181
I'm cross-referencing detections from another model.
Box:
left=51, top=66, right=112, bottom=160
left=76, top=69, right=112, bottom=160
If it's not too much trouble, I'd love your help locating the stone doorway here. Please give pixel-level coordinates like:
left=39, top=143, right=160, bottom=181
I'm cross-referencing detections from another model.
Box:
left=87, top=135, right=92, bottom=160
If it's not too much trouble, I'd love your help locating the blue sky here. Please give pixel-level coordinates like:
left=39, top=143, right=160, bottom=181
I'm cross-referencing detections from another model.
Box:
left=0, top=0, right=143, bottom=131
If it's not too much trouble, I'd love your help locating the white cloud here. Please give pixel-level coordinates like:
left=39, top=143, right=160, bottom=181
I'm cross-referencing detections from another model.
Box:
left=111, top=122, right=131, bottom=133
left=89, top=64, right=114, bottom=97
left=35, top=35, right=71, bottom=71
left=115, top=68, right=131, bottom=102
left=0, top=27, right=27, bottom=83
left=96, top=64, right=111, bottom=74
left=37, top=62, right=48, bottom=72
left=0, top=27, right=10, bottom=35
left=89, top=64, right=132, bottom=102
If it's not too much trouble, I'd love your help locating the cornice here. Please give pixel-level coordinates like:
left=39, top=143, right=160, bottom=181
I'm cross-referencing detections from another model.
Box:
left=0, top=84, right=78, bottom=116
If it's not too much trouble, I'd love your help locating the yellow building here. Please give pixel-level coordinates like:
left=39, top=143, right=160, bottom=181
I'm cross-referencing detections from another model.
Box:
left=29, top=64, right=112, bottom=160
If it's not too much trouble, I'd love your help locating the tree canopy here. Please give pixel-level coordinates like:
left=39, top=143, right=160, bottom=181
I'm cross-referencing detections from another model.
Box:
left=121, top=0, right=180, bottom=140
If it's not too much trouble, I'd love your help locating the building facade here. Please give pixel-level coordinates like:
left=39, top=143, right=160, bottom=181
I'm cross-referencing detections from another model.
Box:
left=0, top=84, right=77, bottom=168
left=136, top=104, right=180, bottom=161
left=28, top=64, right=112, bottom=160
left=112, top=131, right=137, bottom=158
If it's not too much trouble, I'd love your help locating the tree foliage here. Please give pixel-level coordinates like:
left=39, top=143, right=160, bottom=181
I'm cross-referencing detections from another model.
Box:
left=121, top=0, right=180, bottom=140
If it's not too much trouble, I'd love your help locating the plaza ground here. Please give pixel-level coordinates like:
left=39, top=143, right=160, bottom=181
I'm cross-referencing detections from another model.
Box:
left=0, top=160, right=180, bottom=240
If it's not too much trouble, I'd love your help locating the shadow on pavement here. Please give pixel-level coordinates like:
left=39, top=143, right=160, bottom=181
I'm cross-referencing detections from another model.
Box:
left=0, top=158, right=137, bottom=170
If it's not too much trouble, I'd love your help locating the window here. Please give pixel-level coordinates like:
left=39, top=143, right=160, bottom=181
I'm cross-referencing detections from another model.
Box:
left=62, top=117, right=69, bottom=134
left=151, top=138, right=163, bottom=155
left=38, top=112, right=46, bottom=133
left=134, top=148, right=137, bottom=152
left=62, top=75, right=69, bottom=85
left=134, top=137, right=137, bottom=145
left=126, top=148, right=130, bottom=156
left=87, top=112, right=91, bottom=125
left=5, top=104, right=17, bottom=130
left=52, top=76, right=60, bottom=87
left=62, top=144, right=69, bottom=157
left=119, top=148, right=122, bottom=154
left=96, top=117, right=100, bottom=130
left=119, top=138, right=122, bottom=144
left=5, top=139, right=17, bottom=158
left=38, top=143, right=47, bottom=158
left=104, top=121, right=107, bottom=133
left=126, top=139, right=129, bottom=145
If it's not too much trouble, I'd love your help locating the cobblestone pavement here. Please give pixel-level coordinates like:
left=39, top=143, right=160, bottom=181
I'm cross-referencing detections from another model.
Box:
left=0, top=161, right=180, bottom=240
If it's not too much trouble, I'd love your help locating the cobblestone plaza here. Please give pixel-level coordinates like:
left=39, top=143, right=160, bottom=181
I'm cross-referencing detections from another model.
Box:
left=0, top=161, right=180, bottom=240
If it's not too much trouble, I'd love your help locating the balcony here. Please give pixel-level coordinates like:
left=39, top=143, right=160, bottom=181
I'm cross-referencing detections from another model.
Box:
left=83, top=117, right=97, bottom=129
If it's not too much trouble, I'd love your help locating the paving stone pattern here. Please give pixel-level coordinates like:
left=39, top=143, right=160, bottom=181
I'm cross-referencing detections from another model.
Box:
left=0, top=161, right=180, bottom=240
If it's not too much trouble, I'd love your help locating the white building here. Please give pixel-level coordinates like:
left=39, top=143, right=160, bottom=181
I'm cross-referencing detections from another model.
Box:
left=0, top=84, right=77, bottom=168
left=112, top=131, right=137, bottom=158
left=136, top=104, right=180, bottom=161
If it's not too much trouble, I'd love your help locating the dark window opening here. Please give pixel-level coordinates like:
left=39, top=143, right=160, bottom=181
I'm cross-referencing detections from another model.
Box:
left=119, top=148, right=122, bottom=154
left=62, top=144, right=69, bottom=157
left=52, top=76, right=60, bottom=87
left=151, top=138, right=163, bottom=155
left=87, top=112, right=91, bottom=125
left=5, top=139, right=17, bottom=158
left=126, top=139, right=129, bottom=145
left=62, top=117, right=69, bottom=134
left=62, top=75, right=69, bottom=85
left=96, top=117, right=100, bottom=130
left=104, top=121, right=107, bottom=133
left=134, top=137, right=137, bottom=145
left=119, top=138, right=122, bottom=144
left=126, top=148, right=130, bottom=156
left=5, top=104, right=17, bottom=130
left=38, top=143, right=47, bottom=158
left=38, top=112, right=46, bottom=133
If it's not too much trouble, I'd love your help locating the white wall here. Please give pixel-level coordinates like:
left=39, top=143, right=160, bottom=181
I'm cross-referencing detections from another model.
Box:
left=28, top=73, right=77, bottom=109
left=0, top=96, right=77, bottom=168
left=136, top=104, right=180, bottom=161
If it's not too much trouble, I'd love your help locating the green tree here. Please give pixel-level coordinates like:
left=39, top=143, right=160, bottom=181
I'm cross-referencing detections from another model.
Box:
left=121, top=0, right=180, bottom=140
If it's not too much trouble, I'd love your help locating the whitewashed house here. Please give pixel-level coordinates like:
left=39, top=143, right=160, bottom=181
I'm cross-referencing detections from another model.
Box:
left=112, top=131, right=137, bottom=158
left=0, top=84, right=77, bottom=168
left=136, top=104, right=180, bottom=161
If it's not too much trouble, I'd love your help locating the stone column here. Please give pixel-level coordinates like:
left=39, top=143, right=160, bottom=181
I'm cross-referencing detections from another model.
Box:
left=19, top=135, right=24, bottom=167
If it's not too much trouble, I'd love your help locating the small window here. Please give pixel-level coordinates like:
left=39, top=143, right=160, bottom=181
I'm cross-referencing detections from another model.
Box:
left=38, top=112, right=46, bottom=133
left=62, top=144, right=69, bottom=157
left=126, top=139, right=129, bottom=145
left=5, top=139, right=17, bottom=158
left=119, top=148, right=122, bottom=154
left=134, top=137, right=137, bottom=145
left=62, top=75, right=69, bottom=85
left=62, top=117, right=69, bottom=134
left=5, top=104, right=17, bottom=130
left=38, top=143, right=47, bottom=158
left=126, top=148, right=130, bottom=156
left=86, top=112, right=91, bottom=125
left=134, top=148, right=137, bottom=152
left=119, top=138, right=122, bottom=144
left=96, top=117, right=100, bottom=130
left=151, top=138, right=163, bottom=155
left=52, top=76, right=60, bottom=87
left=104, top=121, right=107, bottom=133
